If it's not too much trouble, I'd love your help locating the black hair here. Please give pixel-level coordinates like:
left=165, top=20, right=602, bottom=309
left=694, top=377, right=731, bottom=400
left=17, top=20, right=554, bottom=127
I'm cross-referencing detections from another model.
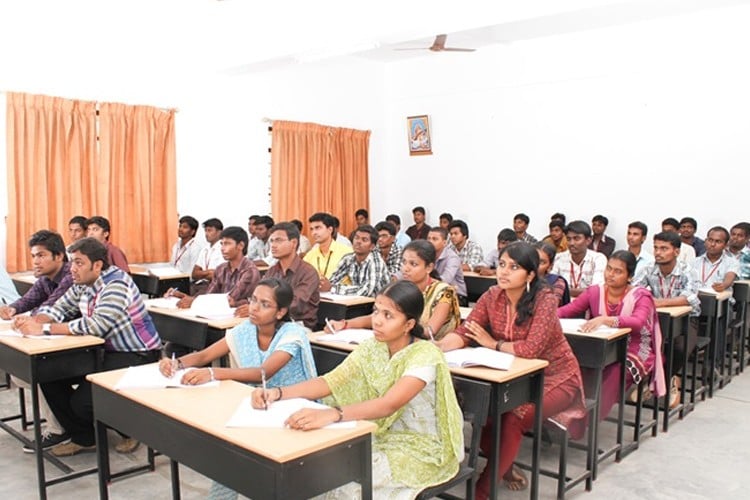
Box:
left=499, top=242, right=542, bottom=326
left=439, top=212, right=453, bottom=223
left=497, top=228, right=518, bottom=242
left=592, top=214, right=609, bottom=226
left=514, top=213, right=530, bottom=225
left=202, top=218, right=224, bottom=230
left=412, top=206, right=426, bottom=215
left=248, top=215, right=259, bottom=222
left=354, top=224, right=378, bottom=245
left=731, top=222, right=750, bottom=237
left=355, top=208, right=369, bottom=219
left=179, top=216, right=199, bottom=232
left=69, top=237, right=110, bottom=269
left=628, top=221, right=648, bottom=237
left=255, top=215, right=275, bottom=230
left=379, top=280, right=425, bottom=339
left=29, top=230, right=67, bottom=259
left=566, top=220, right=592, bottom=238
left=550, top=213, right=566, bottom=224
left=375, top=221, right=396, bottom=236
left=255, top=277, right=293, bottom=322
left=679, top=217, right=698, bottom=230
left=609, top=250, right=637, bottom=278
left=403, top=240, right=441, bottom=280
left=654, top=231, right=681, bottom=249
left=86, top=216, right=111, bottom=237
left=308, top=212, right=335, bottom=228
left=331, top=216, right=341, bottom=228
left=534, top=241, right=557, bottom=264
left=428, top=226, right=448, bottom=240
left=548, top=219, right=565, bottom=231
left=220, top=226, right=249, bottom=255
left=707, top=226, right=729, bottom=244
left=68, top=215, right=87, bottom=229
left=661, top=217, right=680, bottom=229
left=385, top=214, right=401, bottom=226
left=290, top=219, right=304, bottom=232
left=448, top=219, right=469, bottom=238
left=269, top=222, right=300, bottom=250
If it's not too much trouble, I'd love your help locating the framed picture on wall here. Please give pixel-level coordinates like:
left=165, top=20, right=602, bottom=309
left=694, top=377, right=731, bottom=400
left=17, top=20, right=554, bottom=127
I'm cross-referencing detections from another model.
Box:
left=407, top=115, right=432, bottom=156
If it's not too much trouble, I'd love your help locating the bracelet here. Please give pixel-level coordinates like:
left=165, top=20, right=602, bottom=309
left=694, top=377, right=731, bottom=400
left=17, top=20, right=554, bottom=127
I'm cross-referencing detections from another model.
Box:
left=208, top=367, right=215, bottom=381
left=332, top=405, right=344, bottom=423
left=276, top=387, right=283, bottom=401
left=177, top=359, right=185, bottom=370
left=495, top=340, right=504, bottom=352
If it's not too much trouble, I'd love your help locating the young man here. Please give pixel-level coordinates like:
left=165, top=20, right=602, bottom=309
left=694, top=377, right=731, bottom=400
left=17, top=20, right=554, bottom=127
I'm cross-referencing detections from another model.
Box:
left=355, top=208, right=369, bottom=226
left=170, top=215, right=203, bottom=274
left=475, top=228, right=518, bottom=276
left=447, top=219, right=484, bottom=272
left=727, top=222, right=750, bottom=280
left=191, top=218, right=224, bottom=295
left=552, top=220, right=607, bottom=298
left=634, top=231, right=701, bottom=409
left=625, top=221, right=654, bottom=280
left=513, top=213, right=537, bottom=243
left=85, top=215, right=130, bottom=273
left=375, top=221, right=402, bottom=278
left=247, top=215, right=277, bottom=266
left=680, top=217, right=706, bottom=257
left=324, top=225, right=390, bottom=297
left=304, top=212, right=353, bottom=284
left=693, top=226, right=738, bottom=293
left=427, top=227, right=467, bottom=305
left=67, top=216, right=87, bottom=245
left=406, top=206, right=431, bottom=240
left=439, top=212, right=453, bottom=230
left=662, top=217, right=696, bottom=264
left=386, top=214, right=411, bottom=248
left=14, top=237, right=162, bottom=456
left=589, top=214, right=617, bottom=258
left=542, top=219, right=568, bottom=254
left=247, top=215, right=259, bottom=240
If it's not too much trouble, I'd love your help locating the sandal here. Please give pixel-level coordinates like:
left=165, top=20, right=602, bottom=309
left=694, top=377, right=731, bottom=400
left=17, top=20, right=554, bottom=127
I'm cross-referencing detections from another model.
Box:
left=503, top=464, right=529, bottom=491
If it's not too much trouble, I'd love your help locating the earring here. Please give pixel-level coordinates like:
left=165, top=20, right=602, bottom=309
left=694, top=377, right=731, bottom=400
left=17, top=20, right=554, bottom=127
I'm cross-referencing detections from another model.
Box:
left=526, top=281, right=530, bottom=293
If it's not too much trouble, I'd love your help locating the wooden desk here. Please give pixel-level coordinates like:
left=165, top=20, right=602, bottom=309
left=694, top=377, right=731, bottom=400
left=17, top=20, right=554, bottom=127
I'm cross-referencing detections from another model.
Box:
left=0, top=334, right=104, bottom=500
left=698, top=290, right=732, bottom=397
left=561, top=325, right=630, bottom=477
left=88, top=369, right=377, bottom=500
left=463, top=271, right=495, bottom=303
left=656, top=306, right=693, bottom=431
left=317, top=295, right=374, bottom=329
left=130, top=265, right=191, bottom=298
left=10, top=271, right=37, bottom=296
left=147, top=305, right=244, bottom=351
left=308, top=333, right=548, bottom=500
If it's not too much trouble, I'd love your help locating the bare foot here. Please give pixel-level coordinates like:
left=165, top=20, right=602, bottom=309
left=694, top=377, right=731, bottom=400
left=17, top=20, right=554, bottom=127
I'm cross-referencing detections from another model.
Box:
left=503, top=465, right=529, bottom=491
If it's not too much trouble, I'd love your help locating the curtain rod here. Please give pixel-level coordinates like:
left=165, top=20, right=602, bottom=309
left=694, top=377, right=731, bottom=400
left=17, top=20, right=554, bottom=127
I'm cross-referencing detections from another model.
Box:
left=0, top=90, right=178, bottom=113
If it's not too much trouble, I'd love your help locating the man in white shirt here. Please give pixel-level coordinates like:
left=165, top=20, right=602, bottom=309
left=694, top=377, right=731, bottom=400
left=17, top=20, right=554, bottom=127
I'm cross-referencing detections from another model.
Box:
left=246, top=215, right=277, bottom=267
left=191, top=218, right=224, bottom=295
left=662, top=217, right=696, bottom=264
left=552, top=220, right=607, bottom=298
left=626, top=221, right=654, bottom=281
left=170, top=216, right=204, bottom=275
left=386, top=214, right=411, bottom=248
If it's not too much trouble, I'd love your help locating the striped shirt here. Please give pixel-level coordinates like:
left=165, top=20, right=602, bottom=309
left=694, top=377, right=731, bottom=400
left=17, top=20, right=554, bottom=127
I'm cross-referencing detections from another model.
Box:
left=38, top=266, right=161, bottom=352
left=449, top=240, right=484, bottom=269
left=329, top=251, right=391, bottom=297
left=379, top=243, right=402, bottom=277
left=633, top=260, right=701, bottom=316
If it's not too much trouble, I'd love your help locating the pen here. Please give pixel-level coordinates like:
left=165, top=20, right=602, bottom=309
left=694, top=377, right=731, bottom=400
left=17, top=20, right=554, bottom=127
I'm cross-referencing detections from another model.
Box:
left=0, top=297, right=6, bottom=305
left=166, top=287, right=177, bottom=297
left=324, top=317, right=337, bottom=334
left=171, top=352, right=178, bottom=376
left=261, top=367, right=268, bottom=410
left=426, top=325, right=435, bottom=342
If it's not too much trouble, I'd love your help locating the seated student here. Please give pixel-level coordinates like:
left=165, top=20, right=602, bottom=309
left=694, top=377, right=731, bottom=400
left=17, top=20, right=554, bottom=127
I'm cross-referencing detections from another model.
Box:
left=439, top=212, right=453, bottom=229
left=448, top=219, right=484, bottom=272
left=85, top=215, right=130, bottom=273
left=251, top=280, right=464, bottom=499
left=437, top=242, right=586, bottom=496
left=331, top=216, right=352, bottom=247
left=513, top=213, right=537, bottom=243
left=633, top=231, right=701, bottom=409
left=160, top=278, right=317, bottom=500
left=552, top=220, right=607, bottom=298
left=191, top=218, right=224, bottom=295
left=290, top=219, right=312, bottom=255
left=589, top=214, right=617, bottom=258
left=171, top=226, right=260, bottom=309
left=247, top=215, right=277, bottom=266
left=626, top=221, right=654, bottom=279
left=14, top=238, right=162, bottom=456
left=0, top=264, right=21, bottom=305
left=386, top=213, right=411, bottom=248
left=694, top=226, right=739, bottom=294
left=662, top=217, right=696, bottom=264
left=170, top=215, right=204, bottom=274
left=680, top=217, right=706, bottom=257
left=303, top=212, right=353, bottom=284
left=324, top=225, right=390, bottom=297
left=475, top=228, right=518, bottom=275
left=542, top=219, right=568, bottom=254
left=406, top=205, right=431, bottom=240
left=330, top=240, right=461, bottom=340
left=247, top=215, right=259, bottom=242
left=559, top=250, right=665, bottom=416
left=535, top=241, right=570, bottom=306
left=727, top=222, right=750, bottom=280
left=374, top=221, right=402, bottom=278
left=67, top=215, right=87, bottom=248
left=354, top=208, right=369, bottom=226
left=427, top=227, right=468, bottom=306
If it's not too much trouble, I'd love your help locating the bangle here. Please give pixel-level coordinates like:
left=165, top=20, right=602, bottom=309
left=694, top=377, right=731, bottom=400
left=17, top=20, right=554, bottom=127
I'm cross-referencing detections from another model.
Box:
left=276, top=387, right=283, bottom=401
left=495, top=340, right=504, bottom=351
left=208, top=367, right=215, bottom=381
left=332, top=405, right=344, bottom=423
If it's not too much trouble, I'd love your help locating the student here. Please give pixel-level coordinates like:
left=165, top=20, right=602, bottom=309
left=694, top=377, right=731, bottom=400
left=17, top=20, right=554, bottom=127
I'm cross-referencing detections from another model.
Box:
left=406, top=206, right=431, bottom=240
left=170, top=215, right=203, bottom=274
left=542, top=219, right=568, bottom=254
left=330, top=240, right=461, bottom=340
left=251, top=280, right=464, bottom=498
left=374, top=221, right=402, bottom=278
left=475, top=228, right=518, bottom=276
left=247, top=215, right=259, bottom=241
left=427, top=227, right=468, bottom=306
left=535, top=241, right=570, bottom=306
left=85, top=215, right=130, bottom=273
left=354, top=208, right=369, bottom=226
left=633, top=231, right=701, bottom=409
left=439, top=212, right=453, bottom=229
left=67, top=215, right=87, bottom=245
left=626, top=221, right=654, bottom=279
left=191, top=218, right=224, bottom=295
left=324, top=225, right=390, bottom=297
left=662, top=217, right=696, bottom=264
left=552, top=220, right=607, bottom=298
left=160, top=278, right=317, bottom=500
left=550, top=212, right=566, bottom=225
left=303, top=212, right=353, bottom=282
left=290, top=219, right=312, bottom=255
left=386, top=213, right=411, bottom=248
left=589, top=214, right=617, bottom=258
left=513, top=213, right=537, bottom=243
left=0, top=264, right=21, bottom=305
left=247, top=215, right=277, bottom=266
left=559, top=250, right=665, bottom=416
left=680, top=217, right=706, bottom=257
left=15, top=237, right=162, bottom=456
left=727, top=222, right=750, bottom=279
left=437, top=242, right=586, bottom=496
left=447, top=219, right=484, bottom=272
left=693, top=226, right=738, bottom=293
left=331, top=216, right=352, bottom=247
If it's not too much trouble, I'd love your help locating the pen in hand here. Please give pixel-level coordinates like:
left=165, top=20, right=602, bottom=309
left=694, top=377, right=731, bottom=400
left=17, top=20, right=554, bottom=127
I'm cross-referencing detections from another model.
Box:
left=426, top=325, right=436, bottom=343
left=166, top=287, right=176, bottom=297
left=171, top=352, right=178, bottom=377
left=324, top=317, right=337, bottom=334
left=261, top=367, right=268, bottom=410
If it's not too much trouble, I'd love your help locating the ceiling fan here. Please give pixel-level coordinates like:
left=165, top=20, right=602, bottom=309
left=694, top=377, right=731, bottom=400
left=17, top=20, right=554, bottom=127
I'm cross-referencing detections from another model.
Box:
left=395, top=34, right=476, bottom=53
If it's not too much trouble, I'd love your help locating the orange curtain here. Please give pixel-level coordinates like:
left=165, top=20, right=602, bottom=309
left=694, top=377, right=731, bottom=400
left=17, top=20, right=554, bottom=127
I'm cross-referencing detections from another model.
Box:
left=98, top=103, right=176, bottom=263
left=5, top=93, right=97, bottom=272
left=271, top=121, right=370, bottom=239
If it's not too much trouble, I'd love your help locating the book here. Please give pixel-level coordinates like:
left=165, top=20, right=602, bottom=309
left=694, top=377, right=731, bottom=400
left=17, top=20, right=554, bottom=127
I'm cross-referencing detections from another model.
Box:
left=114, top=363, right=220, bottom=390
left=316, top=329, right=374, bottom=344
left=559, top=318, right=619, bottom=334
left=147, top=266, right=185, bottom=278
left=443, top=347, right=515, bottom=371
left=225, top=397, right=355, bottom=429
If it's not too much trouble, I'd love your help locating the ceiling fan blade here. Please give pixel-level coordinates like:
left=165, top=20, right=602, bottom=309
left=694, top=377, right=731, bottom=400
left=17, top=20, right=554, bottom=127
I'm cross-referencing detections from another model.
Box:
left=441, top=47, right=476, bottom=52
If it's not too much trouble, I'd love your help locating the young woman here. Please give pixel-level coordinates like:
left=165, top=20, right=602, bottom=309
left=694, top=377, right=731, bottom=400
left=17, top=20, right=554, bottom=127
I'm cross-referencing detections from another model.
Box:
left=328, top=240, right=461, bottom=340
left=252, top=280, right=464, bottom=499
left=437, top=242, right=586, bottom=497
left=558, top=250, right=666, bottom=416
left=535, top=241, right=571, bottom=306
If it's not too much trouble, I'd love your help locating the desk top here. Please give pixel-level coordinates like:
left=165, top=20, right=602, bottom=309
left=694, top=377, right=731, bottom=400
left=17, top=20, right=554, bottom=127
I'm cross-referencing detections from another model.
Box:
left=147, top=305, right=245, bottom=330
left=87, top=368, right=376, bottom=463
left=699, top=290, right=732, bottom=302
left=130, top=264, right=190, bottom=280
left=308, top=332, right=549, bottom=384
left=319, top=294, right=375, bottom=306
left=656, top=305, right=693, bottom=318
left=9, top=271, right=37, bottom=285
left=736, top=280, right=750, bottom=286
left=0, top=334, right=104, bottom=355
left=463, top=271, right=495, bottom=280
left=561, top=325, right=631, bottom=341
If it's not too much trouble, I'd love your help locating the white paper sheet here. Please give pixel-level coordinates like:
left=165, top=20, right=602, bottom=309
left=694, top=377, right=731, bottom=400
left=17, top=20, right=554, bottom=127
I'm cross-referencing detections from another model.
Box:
left=559, top=318, right=619, bottom=334
left=316, top=329, right=374, bottom=344
left=443, top=347, right=515, bottom=371
left=188, top=293, right=235, bottom=319
left=146, top=297, right=180, bottom=309
left=114, top=363, right=220, bottom=390
left=226, top=397, right=356, bottom=429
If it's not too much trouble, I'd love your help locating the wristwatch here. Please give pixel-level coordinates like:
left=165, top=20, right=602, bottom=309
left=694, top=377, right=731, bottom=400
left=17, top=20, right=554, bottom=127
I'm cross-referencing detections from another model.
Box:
left=42, top=324, right=51, bottom=336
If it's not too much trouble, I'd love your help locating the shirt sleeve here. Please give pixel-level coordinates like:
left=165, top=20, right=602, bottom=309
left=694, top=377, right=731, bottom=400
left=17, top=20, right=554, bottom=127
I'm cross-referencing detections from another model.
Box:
left=512, top=293, right=560, bottom=359
left=454, top=290, right=493, bottom=347
left=67, top=281, right=131, bottom=336
left=37, top=285, right=82, bottom=322
left=557, top=286, right=594, bottom=318
left=9, top=279, right=48, bottom=314
left=328, top=255, right=350, bottom=286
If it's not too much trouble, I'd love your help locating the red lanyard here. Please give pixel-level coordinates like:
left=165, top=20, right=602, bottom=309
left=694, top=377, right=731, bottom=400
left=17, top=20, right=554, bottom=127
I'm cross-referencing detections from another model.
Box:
left=174, top=239, right=193, bottom=265
left=701, top=258, right=720, bottom=283
left=658, top=274, right=677, bottom=298
left=569, top=261, right=584, bottom=289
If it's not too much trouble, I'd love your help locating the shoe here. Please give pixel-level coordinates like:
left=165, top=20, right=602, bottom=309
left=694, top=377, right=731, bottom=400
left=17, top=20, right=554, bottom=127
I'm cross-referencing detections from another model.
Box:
left=23, top=431, right=70, bottom=453
left=669, top=376, right=681, bottom=409
left=115, top=437, right=140, bottom=454
left=51, top=441, right=96, bottom=457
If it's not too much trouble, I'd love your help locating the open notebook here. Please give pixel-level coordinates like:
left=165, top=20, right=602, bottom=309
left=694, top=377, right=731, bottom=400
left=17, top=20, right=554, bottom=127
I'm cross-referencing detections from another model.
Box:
left=114, top=363, right=220, bottom=390
left=316, top=329, right=374, bottom=344
left=226, top=397, right=355, bottom=429
left=559, top=318, right=620, bottom=334
left=443, top=347, right=515, bottom=371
